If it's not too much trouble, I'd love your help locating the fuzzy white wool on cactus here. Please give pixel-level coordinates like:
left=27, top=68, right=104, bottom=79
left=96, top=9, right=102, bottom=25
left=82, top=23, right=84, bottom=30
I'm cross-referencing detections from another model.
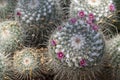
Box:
left=70, top=35, right=85, bottom=49
left=87, top=0, right=101, bottom=7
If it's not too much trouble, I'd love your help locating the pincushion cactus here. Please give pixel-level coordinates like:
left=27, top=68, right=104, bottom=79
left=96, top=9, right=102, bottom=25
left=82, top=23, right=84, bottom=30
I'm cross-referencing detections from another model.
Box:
left=0, top=21, right=24, bottom=53
left=15, top=0, right=63, bottom=47
left=70, top=0, right=116, bottom=21
left=15, top=0, right=62, bottom=25
left=106, top=35, right=120, bottom=80
left=0, top=0, right=17, bottom=21
left=0, top=53, right=12, bottom=80
left=12, top=48, right=47, bottom=80
left=48, top=16, right=105, bottom=80
left=70, top=0, right=118, bottom=39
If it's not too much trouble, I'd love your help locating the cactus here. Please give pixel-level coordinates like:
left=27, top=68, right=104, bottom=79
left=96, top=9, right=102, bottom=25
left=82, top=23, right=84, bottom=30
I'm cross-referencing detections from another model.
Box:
left=15, top=0, right=62, bottom=25
left=0, top=53, right=12, bottom=80
left=48, top=16, right=105, bottom=80
left=0, top=0, right=17, bottom=21
left=12, top=48, right=48, bottom=80
left=58, top=0, right=71, bottom=21
left=70, top=0, right=116, bottom=21
left=70, top=0, right=118, bottom=39
left=106, top=35, right=120, bottom=80
left=15, top=0, right=63, bottom=47
left=0, top=21, right=24, bottom=54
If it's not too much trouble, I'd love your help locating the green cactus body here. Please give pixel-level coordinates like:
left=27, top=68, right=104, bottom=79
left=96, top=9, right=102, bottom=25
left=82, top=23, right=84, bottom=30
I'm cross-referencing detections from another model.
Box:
left=0, top=53, right=12, bottom=80
left=0, top=0, right=17, bottom=21
left=12, top=48, right=45, bottom=80
left=0, top=21, right=24, bottom=53
left=15, top=0, right=62, bottom=25
left=48, top=16, right=105, bottom=80
left=70, top=0, right=116, bottom=21
left=15, top=0, right=62, bottom=47
left=107, top=35, right=120, bottom=80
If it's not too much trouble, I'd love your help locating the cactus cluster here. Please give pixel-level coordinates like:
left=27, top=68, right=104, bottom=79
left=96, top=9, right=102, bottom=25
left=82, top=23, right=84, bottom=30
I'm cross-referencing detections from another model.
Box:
left=70, top=0, right=116, bottom=21
left=0, top=0, right=120, bottom=80
left=0, top=0, right=17, bottom=21
left=48, top=15, right=105, bottom=80
left=0, top=21, right=24, bottom=53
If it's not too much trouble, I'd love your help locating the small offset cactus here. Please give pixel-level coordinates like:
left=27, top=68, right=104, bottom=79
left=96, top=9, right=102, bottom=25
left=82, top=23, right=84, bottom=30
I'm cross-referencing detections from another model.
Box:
left=15, top=0, right=62, bottom=25
left=106, top=35, right=120, bottom=80
left=48, top=16, right=105, bottom=80
left=0, top=21, right=24, bottom=53
left=0, top=0, right=17, bottom=21
left=70, top=0, right=116, bottom=21
left=12, top=48, right=47, bottom=80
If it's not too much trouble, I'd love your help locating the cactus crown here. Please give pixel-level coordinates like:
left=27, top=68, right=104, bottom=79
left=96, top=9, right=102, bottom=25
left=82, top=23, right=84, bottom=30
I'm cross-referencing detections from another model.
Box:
left=49, top=15, right=105, bottom=69
left=12, top=48, right=45, bottom=80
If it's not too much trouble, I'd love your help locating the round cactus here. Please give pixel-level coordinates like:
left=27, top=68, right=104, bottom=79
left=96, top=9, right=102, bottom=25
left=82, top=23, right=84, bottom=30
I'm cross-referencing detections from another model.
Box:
left=0, top=53, right=12, bottom=80
left=48, top=16, right=105, bottom=80
left=70, top=0, right=118, bottom=40
left=0, top=0, right=17, bottom=21
left=15, top=0, right=62, bottom=25
left=12, top=48, right=47, bottom=80
left=106, top=35, right=120, bottom=80
left=0, top=21, right=24, bottom=53
left=15, top=0, right=63, bottom=47
left=70, top=0, right=116, bottom=21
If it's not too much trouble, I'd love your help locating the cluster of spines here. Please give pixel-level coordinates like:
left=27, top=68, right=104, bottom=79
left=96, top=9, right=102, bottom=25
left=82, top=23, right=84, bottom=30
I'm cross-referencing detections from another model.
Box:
left=15, top=0, right=62, bottom=25
left=11, top=48, right=46, bottom=80
left=0, top=21, right=24, bottom=53
left=0, top=0, right=17, bottom=21
left=70, top=0, right=116, bottom=22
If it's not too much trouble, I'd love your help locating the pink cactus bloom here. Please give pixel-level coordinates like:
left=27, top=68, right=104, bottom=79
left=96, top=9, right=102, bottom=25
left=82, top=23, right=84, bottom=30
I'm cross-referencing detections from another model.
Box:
left=17, top=11, right=21, bottom=16
left=57, top=26, right=63, bottom=31
left=80, top=59, right=86, bottom=67
left=57, top=52, right=64, bottom=60
left=88, top=13, right=95, bottom=21
left=109, top=4, right=115, bottom=12
left=70, top=18, right=77, bottom=24
left=78, top=11, right=85, bottom=18
left=51, top=40, right=56, bottom=46
left=91, top=24, right=99, bottom=31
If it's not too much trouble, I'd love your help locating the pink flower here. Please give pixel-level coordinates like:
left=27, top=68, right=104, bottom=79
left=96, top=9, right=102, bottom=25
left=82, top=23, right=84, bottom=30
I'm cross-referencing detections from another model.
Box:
left=57, top=26, right=63, bottom=31
left=16, top=11, right=21, bottom=16
left=57, top=52, right=64, bottom=60
left=88, top=13, right=95, bottom=21
left=51, top=40, right=56, bottom=46
left=109, top=4, right=115, bottom=12
left=86, top=19, right=93, bottom=25
left=70, top=18, right=77, bottom=24
left=91, top=24, right=99, bottom=31
left=80, top=59, right=86, bottom=67
left=78, top=11, right=85, bottom=18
